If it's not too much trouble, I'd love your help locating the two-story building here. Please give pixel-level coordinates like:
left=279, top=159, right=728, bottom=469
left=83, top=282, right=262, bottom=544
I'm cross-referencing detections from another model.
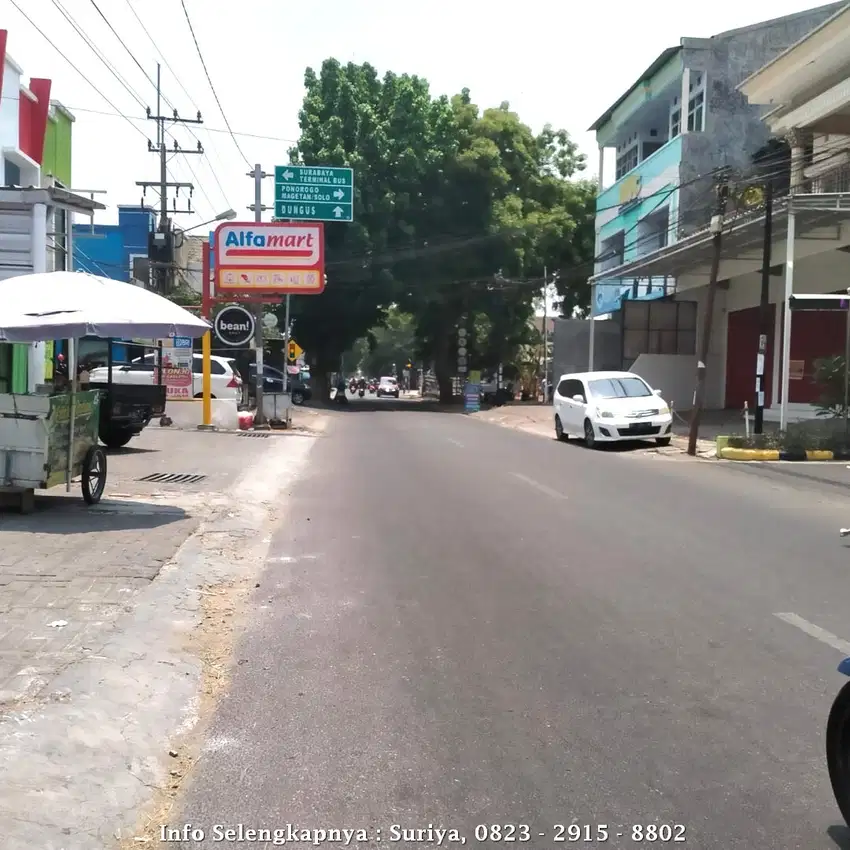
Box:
left=584, top=2, right=850, bottom=424
left=0, top=29, right=102, bottom=395
left=587, top=3, right=843, bottom=383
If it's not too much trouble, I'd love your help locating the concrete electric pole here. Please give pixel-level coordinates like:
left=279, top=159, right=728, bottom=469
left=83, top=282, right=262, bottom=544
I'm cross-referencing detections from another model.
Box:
left=136, top=64, right=204, bottom=294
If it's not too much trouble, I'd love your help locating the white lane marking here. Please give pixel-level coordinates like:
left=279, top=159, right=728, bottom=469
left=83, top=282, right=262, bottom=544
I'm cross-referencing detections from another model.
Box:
left=510, top=472, right=567, bottom=500
left=774, top=612, right=850, bottom=655
left=447, top=438, right=464, bottom=447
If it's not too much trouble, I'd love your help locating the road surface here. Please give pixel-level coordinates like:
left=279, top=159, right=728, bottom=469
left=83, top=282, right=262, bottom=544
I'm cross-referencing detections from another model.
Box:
left=172, top=407, right=850, bottom=849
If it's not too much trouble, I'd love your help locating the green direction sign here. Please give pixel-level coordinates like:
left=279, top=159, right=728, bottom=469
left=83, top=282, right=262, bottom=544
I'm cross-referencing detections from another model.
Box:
left=274, top=165, right=354, bottom=223
left=274, top=201, right=353, bottom=222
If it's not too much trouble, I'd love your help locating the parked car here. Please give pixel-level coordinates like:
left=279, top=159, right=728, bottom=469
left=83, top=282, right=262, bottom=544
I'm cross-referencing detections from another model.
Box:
left=88, top=352, right=243, bottom=401
left=552, top=370, right=672, bottom=448
left=247, top=364, right=312, bottom=405
left=376, top=376, right=400, bottom=398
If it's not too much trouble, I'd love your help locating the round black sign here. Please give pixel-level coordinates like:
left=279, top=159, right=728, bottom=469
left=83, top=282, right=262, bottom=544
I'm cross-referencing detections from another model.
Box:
left=214, top=305, right=255, bottom=346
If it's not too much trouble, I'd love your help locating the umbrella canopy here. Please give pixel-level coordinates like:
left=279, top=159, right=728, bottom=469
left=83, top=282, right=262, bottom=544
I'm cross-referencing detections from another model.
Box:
left=0, top=271, right=211, bottom=342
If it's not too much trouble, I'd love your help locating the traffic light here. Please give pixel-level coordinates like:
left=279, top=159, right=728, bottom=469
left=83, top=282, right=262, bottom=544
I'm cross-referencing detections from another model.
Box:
left=287, top=341, right=297, bottom=362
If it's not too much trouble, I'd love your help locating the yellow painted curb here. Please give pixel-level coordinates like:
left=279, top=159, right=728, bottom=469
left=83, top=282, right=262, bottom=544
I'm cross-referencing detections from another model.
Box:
left=719, top=448, right=780, bottom=461
left=805, top=450, right=834, bottom=461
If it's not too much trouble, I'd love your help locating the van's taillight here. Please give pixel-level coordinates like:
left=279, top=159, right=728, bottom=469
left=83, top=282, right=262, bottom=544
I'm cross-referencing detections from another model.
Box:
left=227, top=375, right=242, bottom=388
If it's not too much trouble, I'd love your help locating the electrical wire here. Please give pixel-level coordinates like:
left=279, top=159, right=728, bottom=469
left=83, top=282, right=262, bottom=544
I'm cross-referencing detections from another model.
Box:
left=6, top=0, right=147, bottom=139
left=83, top=0, right=232, bottom=214
left=179, top=0, right=251, bottom=168
left=122, top=0, right=235, bottom=210
left=48, top=0, right=147, bottom=111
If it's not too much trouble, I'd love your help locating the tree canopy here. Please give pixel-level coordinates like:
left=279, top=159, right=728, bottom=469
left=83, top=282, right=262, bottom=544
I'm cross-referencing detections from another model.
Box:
left=286, top=58, right=596, bottom=398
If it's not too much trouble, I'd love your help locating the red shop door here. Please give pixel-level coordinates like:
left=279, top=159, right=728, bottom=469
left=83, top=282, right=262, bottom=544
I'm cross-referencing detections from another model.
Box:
left=786, top=309, right=847, bottom=404
left=725, top=305, right=775, bottom=410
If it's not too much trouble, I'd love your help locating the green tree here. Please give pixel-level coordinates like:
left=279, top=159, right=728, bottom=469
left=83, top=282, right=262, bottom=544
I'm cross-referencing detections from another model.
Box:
left=285, top=59, right=455, bottom=396
left=287, top=62, right=596, bottom=400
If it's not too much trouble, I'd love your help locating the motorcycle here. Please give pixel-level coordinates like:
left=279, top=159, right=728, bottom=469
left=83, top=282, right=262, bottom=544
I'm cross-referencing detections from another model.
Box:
left=827, top=657, right=850, bottom=825
left=358, top=387, right=365, bottom=398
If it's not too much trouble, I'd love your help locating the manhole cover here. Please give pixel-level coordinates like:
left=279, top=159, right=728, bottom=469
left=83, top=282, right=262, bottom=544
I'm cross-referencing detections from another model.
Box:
left=137, top=473, right=207, bottom=484
left=238, top=432, right=270, bottom=438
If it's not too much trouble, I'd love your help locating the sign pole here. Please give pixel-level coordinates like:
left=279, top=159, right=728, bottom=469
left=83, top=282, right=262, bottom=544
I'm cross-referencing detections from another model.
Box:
left=283, top=293, right=291, bottom=427
left=252, top=164, right=266, bottom=427
left=844, top=288, right=850, bottom=440
left=201, top=240, right=213, bottom=429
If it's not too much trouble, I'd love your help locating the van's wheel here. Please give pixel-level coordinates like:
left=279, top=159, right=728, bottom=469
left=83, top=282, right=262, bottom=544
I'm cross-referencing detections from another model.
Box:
left=100, top=428, right=133, bottom=449
left=81, top=446, right=107, bottom=504
left=555, top=415, right=568, bottom=442
left=291, top=390, right=305, bottom=405
left=584, top=418, right=597, bottom=449
left=828, top=680, right=850, bottom=827
left=194, top=392, right=216, bottom=399
left=656, top=436, right=672, bottom=447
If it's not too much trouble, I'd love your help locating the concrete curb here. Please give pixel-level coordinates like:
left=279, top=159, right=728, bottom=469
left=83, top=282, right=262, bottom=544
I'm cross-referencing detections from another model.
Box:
left=718, top=447, right=836, bottom=461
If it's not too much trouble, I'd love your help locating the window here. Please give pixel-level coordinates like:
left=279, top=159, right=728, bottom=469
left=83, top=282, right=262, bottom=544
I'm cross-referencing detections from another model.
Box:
left=670, top=108, right=681, bottom=139
left=4, top=158, right=21, bottom=186
left=615, top=145, right=639, bottom=180
left=588, top=377, right=652, bottom=399
left=687, top=91, right=704, bottom=132
left=193, top=358, right=225, bottom=375
left=642, top=141, right=664, bottom=160
left=686, top=73, right=706, bottom=132
left=565, top=379, right=585, bottom=401
left=556, top=380, right=571, bottom=398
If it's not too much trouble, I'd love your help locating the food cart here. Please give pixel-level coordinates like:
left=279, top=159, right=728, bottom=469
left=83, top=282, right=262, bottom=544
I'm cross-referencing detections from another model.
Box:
left=0, top=271, right=210, bottom=512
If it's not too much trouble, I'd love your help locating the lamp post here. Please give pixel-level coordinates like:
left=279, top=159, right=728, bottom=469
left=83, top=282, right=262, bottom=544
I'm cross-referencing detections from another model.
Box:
left=179, top=208, right=237, bottom=235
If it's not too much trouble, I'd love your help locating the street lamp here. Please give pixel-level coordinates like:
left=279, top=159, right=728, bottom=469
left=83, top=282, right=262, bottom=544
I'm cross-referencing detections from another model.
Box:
left=179, top=209, right=237, bottom=235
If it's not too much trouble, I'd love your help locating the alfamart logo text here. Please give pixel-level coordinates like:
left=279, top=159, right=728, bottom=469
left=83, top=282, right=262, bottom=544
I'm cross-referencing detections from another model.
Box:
left=161, top=823, right=465, bottom=845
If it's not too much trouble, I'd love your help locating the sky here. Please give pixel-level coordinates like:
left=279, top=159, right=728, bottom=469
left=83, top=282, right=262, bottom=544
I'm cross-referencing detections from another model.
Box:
left=4, top=0, right=837, bottom=232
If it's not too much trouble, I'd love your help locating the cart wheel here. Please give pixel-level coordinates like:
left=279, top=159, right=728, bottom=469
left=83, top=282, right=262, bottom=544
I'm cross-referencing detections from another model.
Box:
left=81, top=446, right=107, bottom=505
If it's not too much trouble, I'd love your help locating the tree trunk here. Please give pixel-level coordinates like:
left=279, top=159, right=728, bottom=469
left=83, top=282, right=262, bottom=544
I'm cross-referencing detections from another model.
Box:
left=312, top=366, right=331, bottom=401
left=434, top=332, right=454, bottom=404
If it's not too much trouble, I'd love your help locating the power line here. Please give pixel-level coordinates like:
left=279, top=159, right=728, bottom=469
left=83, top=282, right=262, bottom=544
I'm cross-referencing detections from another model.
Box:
left=86, top=0, right=231, bottom=212
left=48, top=0, right=147, bottom=110
left=179, top=0, right=251, bottom=168
left=7, top=0, right=146, bottom=139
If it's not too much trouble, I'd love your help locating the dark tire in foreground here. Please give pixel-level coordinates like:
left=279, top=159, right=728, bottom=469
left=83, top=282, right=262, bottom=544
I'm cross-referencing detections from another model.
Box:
left=81, top=446, right=107, bottom=505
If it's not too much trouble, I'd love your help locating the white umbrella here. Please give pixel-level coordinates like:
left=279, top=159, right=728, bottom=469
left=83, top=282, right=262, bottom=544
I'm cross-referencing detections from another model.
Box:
left=0, top=271, right=210, bottom=342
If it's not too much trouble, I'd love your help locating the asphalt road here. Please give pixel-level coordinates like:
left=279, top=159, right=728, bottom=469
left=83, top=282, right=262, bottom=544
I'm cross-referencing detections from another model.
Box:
left=172, top=406, right=850, bottom=849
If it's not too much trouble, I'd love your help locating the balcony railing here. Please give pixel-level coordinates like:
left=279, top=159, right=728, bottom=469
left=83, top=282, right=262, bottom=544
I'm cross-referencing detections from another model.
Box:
left=597, top=135, right=683, bottom=214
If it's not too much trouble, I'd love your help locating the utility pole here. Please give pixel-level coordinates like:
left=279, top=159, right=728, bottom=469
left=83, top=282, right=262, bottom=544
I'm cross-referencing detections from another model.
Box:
left=137, top=63, right=204, bottom=294
left=248, top=164, right=273, bottom=427
left=687, top=169, right=729, bottom=456
left=754, top=177, right=774, bottom=434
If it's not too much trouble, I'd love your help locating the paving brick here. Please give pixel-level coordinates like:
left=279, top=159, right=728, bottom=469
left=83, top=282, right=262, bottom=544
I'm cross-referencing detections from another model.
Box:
left=0, top=427, right=269, bottom=707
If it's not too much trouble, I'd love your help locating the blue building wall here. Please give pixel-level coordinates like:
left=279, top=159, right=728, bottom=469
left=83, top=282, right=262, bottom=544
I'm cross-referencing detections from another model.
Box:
left=71, top=206, right=155, bottom=360
left=593, top=137, right=683, bottom=316
left=74, top=205, right=154, bottom=279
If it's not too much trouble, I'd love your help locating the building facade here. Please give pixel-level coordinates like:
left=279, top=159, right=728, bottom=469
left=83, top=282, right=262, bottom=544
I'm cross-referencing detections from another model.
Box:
left=590, top=3, right=843, bottom=319
left=585, top=2, right=850, bottom=422
left=0, top=30, right=90, bottom=395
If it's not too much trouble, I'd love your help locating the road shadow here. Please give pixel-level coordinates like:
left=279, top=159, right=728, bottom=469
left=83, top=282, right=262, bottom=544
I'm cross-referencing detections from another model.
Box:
left=102, top=444, right=159, bottom=455
left=828, top=824, right=850, bottom=849
left=0, top=494, right=191, bottom=533
left=309, top=397, right=469, bottom=415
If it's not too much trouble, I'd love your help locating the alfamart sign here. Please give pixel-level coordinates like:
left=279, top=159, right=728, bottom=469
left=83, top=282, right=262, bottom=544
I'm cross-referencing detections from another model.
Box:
left=213, top=221, right=326, bottom=295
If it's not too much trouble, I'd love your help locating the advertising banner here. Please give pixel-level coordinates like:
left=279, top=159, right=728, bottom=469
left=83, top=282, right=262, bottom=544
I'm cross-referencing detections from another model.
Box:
left=160, top=337, right=193, bottom=400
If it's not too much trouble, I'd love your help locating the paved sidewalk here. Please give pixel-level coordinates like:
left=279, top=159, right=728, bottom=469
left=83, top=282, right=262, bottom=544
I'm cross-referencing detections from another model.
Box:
left=0, top=428, right=282, bottom=707
left=0, top=424, right=322, bottom=849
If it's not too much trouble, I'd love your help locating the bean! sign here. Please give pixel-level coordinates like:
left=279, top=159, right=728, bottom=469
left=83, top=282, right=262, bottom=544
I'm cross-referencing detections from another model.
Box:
left=213, top=221, right=325, bottom=296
